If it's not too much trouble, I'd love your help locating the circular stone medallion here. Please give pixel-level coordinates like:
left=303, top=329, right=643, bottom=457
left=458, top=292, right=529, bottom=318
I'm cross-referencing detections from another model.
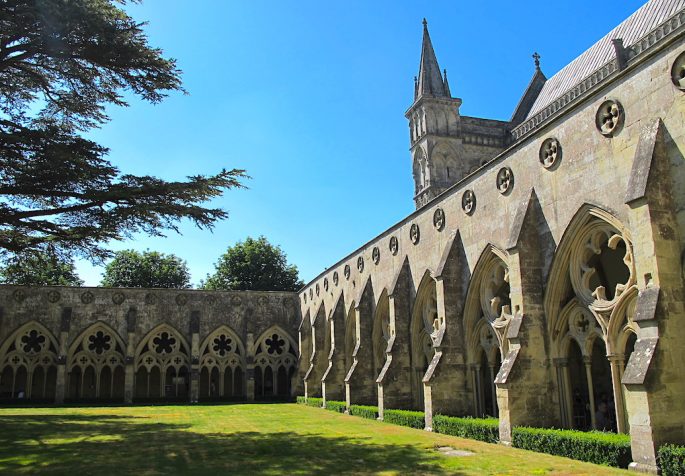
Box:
left=539, top=137, right=562, bottom=169
left=462, top=190, right=476, bottom=215
left=496, top=167, right=514, bottom=194
left=389, top=236, right=399, bottom=255
left=410, top=223, right=420, bottom=245
left=433, top=208, right=445, bottom=231
left=595, top=99, right=624, bottom=137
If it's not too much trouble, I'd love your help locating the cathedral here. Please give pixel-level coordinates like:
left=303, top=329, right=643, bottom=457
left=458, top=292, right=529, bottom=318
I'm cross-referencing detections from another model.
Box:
left=298, top=0, right=685, bottom=472
left=1, top=0, right=685, bottom=473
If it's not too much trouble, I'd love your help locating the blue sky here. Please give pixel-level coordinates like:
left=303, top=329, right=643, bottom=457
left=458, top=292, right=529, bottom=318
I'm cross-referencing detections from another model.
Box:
left=77, top=0, right=647, bottom=286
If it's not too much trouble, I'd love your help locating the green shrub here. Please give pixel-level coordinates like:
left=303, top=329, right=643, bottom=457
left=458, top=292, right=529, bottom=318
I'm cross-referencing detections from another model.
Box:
left=383, top=409, right=424, bottom=429
left=305, top=397, right=323, bottom=408
left=512, top=427, right=631, bottom=468
left=433, top=415, right=499, bottom=443
left=296, top=396, right=306, bottom=405
left=349, top=405, right=378, bottom=420
left=324, top=400, right=346, bottom=413
left=659, top=444, right=685, bottom=476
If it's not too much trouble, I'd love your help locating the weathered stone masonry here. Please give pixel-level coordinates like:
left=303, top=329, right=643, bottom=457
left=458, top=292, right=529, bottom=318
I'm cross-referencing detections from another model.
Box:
left=299, top=1, right=685, bottom=472
left=0, top=286, right=300, bottom=404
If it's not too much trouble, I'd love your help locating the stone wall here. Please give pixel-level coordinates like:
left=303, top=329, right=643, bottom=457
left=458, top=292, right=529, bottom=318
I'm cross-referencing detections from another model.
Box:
left=298, top=15, right=685, bottom=474
left=0, top=286, right=300, bottom=404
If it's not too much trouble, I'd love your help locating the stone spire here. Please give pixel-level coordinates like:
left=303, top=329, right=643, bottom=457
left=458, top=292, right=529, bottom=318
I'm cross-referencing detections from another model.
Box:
left=415, top=19, right=450, bottom=99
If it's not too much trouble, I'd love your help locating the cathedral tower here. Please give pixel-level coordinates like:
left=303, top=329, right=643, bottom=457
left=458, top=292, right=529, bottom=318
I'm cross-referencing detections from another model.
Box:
left=406, top=19, right=463, bottom=209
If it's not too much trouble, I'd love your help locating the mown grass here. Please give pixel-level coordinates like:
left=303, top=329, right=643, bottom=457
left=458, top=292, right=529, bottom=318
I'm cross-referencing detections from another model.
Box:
left=0, top=404, right=629, bottom=475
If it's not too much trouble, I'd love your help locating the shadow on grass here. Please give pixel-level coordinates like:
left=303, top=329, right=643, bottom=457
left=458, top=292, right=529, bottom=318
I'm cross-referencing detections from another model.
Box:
left=0, top=414, right=457, bottom=475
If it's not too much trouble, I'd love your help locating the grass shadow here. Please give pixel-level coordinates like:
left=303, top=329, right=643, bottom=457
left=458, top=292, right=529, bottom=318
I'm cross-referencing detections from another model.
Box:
left=0, top=413, right=456, bottom=475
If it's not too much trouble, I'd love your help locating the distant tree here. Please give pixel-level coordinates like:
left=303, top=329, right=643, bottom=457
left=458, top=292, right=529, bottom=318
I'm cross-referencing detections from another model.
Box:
left=101, top=250, right=191, bottom=288
left=202, top=236, right=303, bottom=291
left=0, top=252, right=83, bottom=286
left=0, top=0, right=246, bottom=262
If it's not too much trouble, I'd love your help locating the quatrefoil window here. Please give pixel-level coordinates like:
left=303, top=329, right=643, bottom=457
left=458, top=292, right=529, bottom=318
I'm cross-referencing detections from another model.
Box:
left=266, top=334, right=285, bottom=355
left=153, top=332, right=176, bottom=354
left=596, top=100, right=623, bottom=137
left=212, top=335, right=233, bottom=356
left=671, top=51, right=685, bottom=91
left=462, top=190, right=476, bottom=215
left=88, top=331, right=112, bottom=355
left=539, top=138, right=562, bottom=169
left=21, top=330, right=45, bottom=354
left=496, top=167, right=514, bottom=194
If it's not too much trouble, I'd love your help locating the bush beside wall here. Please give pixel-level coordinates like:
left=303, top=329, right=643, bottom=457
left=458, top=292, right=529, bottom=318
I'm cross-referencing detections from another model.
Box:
left=433, top=415, right=499, bottom=443
left=512, top=427, right=631, bottom=468
left=659, top=444, right=685, bottom=476
left=383, top=409, right=425, bottom=429
left=296, top=396, right=305, bottom=405
left=324, top=400, right=346, bottom=413
left=349, top=405, right=379, bottom=420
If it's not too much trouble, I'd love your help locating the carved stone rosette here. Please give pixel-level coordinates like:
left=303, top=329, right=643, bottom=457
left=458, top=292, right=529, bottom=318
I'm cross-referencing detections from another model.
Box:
left=372, top=246, right=380, bottom=265
left=410, top=223, right=420, bottom=245
left=357, top=256, right=364, bottom=273
left=671, top=51, right=685, bottom=90
left=595, top=99, right=624, bottom=137
left=433, top=208, right=445, bottom=231
left=462, top=190, right=476, bottom=215
left=539, top=137, right=562, bottom=169
left=496, top=167, right=514, bottom=195
left=389, top=236, right=399, bottom=255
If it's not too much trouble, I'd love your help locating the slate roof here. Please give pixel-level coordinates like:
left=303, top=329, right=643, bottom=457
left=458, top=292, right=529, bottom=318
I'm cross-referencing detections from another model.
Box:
left=526, top=0, right=685, bottom=119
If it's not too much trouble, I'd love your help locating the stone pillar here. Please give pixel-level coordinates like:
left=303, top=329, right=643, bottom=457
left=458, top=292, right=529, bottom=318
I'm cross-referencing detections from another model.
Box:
left=124, top=307, right=136, bottom=403
left=376, top=266, right=413, bottom=412
left=497, top=193, right=559, bottom=444
left=246, top=332, right=255, bottom=401
left=623, top=119, right=685, bottom=473
left=189, top=311, right=200, bottom=403
left=54, top=307, right=72, bottom=404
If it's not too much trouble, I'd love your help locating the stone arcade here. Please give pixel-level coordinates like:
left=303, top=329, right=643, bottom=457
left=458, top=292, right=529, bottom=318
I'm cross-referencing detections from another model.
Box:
left=1, top=0, right=685, bottom=473
left=298, top=0, right=685, bottom=472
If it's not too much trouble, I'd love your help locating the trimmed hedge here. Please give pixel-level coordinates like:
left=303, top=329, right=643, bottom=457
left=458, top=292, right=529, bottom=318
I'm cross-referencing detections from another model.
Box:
left=349, top=405, right=379, bottom=420
left=512, top=426, right=631, bottom=468
left=296, top=395, right=306, bottom=405
left=383, top=409, right=424, bottom=429
left=433, top=415, right=499, bottom=443
left=324, top=400, right=346, bottom=413
left=659, top=444, right=685, bottom=476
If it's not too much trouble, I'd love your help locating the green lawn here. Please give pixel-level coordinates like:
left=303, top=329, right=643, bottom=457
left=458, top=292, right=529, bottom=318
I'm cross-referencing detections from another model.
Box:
left=0, top=403, right=629, bottom=475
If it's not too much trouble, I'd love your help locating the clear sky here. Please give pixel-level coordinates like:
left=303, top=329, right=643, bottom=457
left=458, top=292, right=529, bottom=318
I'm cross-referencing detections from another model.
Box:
left=77, top=0, right=648, bottom=287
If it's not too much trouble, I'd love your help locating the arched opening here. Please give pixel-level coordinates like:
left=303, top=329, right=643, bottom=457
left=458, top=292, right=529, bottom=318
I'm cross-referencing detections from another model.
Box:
left=372, top=292, right=390, bottom=380
left=134, top=325, right=189, bottom=402
left=277, top=366, right=289, bottom=397
left=410, top=275, right=438, bottom=410
left=590, top=339, right=615, bottom=432
left=112, top=366, right=124, bottom=400
left=264, top=367, right=274, bottom=397
left=0, top=323, right=59, bottom=402
left=199, top=367, right=210, bottom=399
left=255, top=367, right=263, bottom=397
left=568, top=339, right=590, bottom=430
left=233, top=367, right=244, bottom=398
left=254, top=327, right=298, bottom=400
left=198, top=326, right=245, bottom=402
left=100, top=367, right=112, bottom=399
left=223, top=367, right=234, bottom=397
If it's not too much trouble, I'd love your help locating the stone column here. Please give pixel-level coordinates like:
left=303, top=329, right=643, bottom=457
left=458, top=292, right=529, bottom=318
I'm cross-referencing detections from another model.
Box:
left=54, top=307, right=72, bottom=404
left=246, top=332, right=255, bottom=401
left=124, top=307, right=136, bottom=404
left=608, top=354, right=627, bottom=433
left=189, top=311, right=200, bottom=403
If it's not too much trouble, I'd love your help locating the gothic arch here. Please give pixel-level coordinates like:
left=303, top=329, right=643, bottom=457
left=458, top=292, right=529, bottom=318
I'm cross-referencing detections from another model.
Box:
left=254, top=325, right=298, bottom=399
left=463, top=245, right=511, bottom=417
left=134, top=324, right=190, bottom=401
left=66, top=322, right=126, bottom=401
left=409, top=271, right=437, bottom=409
left=198, top=325, right=245, bottom=400
left=544, top=204, right=637, bottom=433
left=0, top=321, right=59, bottom=401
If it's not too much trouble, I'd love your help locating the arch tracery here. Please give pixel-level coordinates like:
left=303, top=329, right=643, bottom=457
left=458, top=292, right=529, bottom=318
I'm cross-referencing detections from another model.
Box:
left=134, top=324, right=190, bottom=400
left=254, top=326, right=297, bottom=399
left=67, top=322, right=126, bottom=400
left=198, top=326, right=245, bottom=400
left=0, top=321, right=58, bottom=401
left=547, top=206, right=637, bottom=433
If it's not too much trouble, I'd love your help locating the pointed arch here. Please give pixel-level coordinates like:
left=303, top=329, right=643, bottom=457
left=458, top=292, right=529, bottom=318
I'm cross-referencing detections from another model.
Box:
left=198, top=325, right=245, bottom=400
left=134, top=323, right=189, bottom=401
left=0, top=321, right=59, bottom=401
left=254, top=325, right=298, bottom=399
left=544, top=204, right=636, bottom=433
left=66, top=322, right=126, bottom=401
left=409, top=270, right=437, bottom=409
